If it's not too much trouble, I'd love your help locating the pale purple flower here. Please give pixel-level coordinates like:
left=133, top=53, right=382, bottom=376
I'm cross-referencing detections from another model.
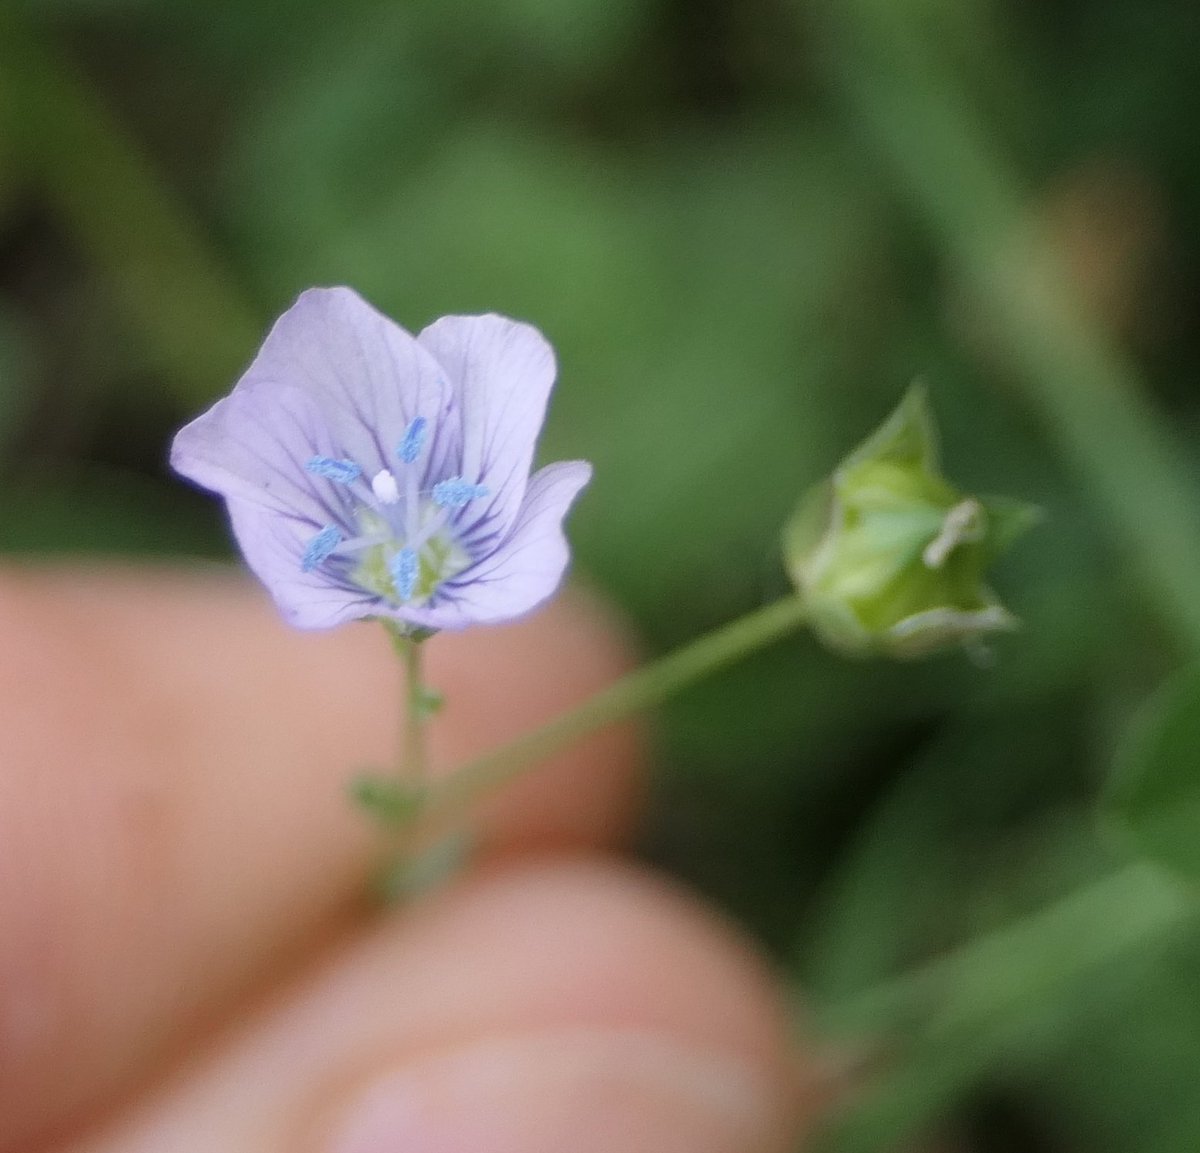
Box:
left=171, top=287, right=591, bottom=632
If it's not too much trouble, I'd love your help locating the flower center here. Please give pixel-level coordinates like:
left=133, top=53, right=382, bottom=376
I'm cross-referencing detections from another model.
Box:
left=300, top=417, right=488, bottom=606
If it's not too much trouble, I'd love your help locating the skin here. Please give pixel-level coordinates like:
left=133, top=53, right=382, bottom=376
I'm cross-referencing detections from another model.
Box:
left=0, top=566, right=815, bottom=1153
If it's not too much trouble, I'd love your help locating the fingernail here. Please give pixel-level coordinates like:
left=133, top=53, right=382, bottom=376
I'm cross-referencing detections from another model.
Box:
left=322, top=1029, right=779, bottom=1153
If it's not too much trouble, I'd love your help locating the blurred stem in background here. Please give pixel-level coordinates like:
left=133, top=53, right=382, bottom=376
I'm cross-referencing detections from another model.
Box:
left=820, top=0, right=1200, bottom=657
left=804, top=2, right=1200, bottom=1148
left=0, top=11, right=261, bottom=405
left=812, top=862, right=1192, bottom=1152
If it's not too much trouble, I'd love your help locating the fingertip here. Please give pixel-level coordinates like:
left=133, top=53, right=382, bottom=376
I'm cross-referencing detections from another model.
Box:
left=319, top=1030, right=779, bottom=1153
left=64, top=857, right=804, bottom=1153
left=0, top=565, right=643, bottom=1150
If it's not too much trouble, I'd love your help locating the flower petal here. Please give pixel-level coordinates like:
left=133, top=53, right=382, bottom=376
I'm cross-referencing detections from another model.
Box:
left=393, top=460, right=591, bottom=631
left=225, top=498, right=381, bottom=630
left=171, top=380, right=343, bottom=522
left=172, top=293, right=588, bottom=636
left=242, top=287, right=457, bottom=481
left=417, top=314, right=556, bottom=535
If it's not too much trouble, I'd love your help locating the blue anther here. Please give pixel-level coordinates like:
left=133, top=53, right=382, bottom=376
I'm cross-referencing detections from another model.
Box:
left=432, top=477, right=489, bottom=509
left=305, top=456, right=362, bottom=484
left=301, top=525, right=343, bottom=572
left=390, top=547, right=419, bottom=601
left=397, top=417, right=428, bottom=465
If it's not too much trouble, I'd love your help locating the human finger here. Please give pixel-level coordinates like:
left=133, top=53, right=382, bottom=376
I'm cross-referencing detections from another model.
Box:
left=59, top=857, right=804, bottom=1153
left=0, top=565, right=640, bottom=1151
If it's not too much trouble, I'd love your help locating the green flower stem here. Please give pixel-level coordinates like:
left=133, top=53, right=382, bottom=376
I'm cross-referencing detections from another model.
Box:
left=388, top=626, right=430, bottom=787
left=426, top=595, right=810, bottom=820
left=823, top=2, right=1200, bottom=654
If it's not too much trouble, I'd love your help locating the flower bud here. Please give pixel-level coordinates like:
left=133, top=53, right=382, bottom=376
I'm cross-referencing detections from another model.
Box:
left=782, top=386, right=1038, bottom=659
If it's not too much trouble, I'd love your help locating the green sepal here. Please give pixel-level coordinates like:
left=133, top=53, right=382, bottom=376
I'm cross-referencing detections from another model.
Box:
left=380, top=618, right=438, bottom=649
left=782, top=384, right=1037, bottom=661
left=842, top=382, right=940, bottom=475
left=977, top=495, right=1044, bottom=565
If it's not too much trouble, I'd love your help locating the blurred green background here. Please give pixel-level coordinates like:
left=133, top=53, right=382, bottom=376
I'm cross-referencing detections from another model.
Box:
left=3, top=1, right=1200, bottom=1149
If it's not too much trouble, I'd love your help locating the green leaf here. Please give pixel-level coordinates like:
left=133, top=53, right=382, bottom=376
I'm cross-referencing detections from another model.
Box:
left=415, top=686, right=445, bottom=718
left=348, top=774, right=425, bottom=828
left=1107, top=664, right=1200, bottom=881
left=0, top=302, right=35, bottom=462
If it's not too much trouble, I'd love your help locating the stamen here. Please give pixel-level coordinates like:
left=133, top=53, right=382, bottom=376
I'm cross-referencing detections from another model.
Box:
left=305, top=456, right=362, bottom=484
left=432, top=477, right=489, bottom=509
left=302, top=525, right=343, bottom=572
left=390, top=547, right=419, bottom=601
left=404, top=507, right=451, bottom=553
left=371, top=469, right=401, bottom=505
left=397, top=416, right=428, bottom=465
left=335, top=532, right=391, bottom=554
